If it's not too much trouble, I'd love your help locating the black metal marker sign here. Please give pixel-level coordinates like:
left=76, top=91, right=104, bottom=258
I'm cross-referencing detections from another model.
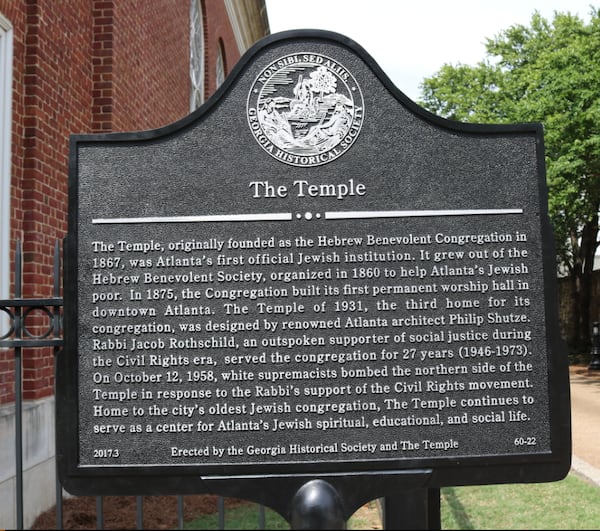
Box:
left=59, top=30, right=570, bottom=499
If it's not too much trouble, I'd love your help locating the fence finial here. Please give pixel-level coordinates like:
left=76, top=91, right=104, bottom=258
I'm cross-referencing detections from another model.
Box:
left=290, top=479, right=346, bottom=529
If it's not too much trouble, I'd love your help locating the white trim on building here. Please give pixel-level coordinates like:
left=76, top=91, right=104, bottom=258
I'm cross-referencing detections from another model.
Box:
left=224, top=0, right=246, bottom=54
left=224, top=0, right=268, bottom=54
left=0, top=13, right=13, bottom=332
left=190, top=0, right=205, bottom=110
left=216, top=40, right=226, bottom=87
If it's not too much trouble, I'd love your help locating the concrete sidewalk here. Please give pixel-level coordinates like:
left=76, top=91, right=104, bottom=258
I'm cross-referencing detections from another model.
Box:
left=568, top=365, right=600, bottom=487
left=571, top=455, right=600, bottom=486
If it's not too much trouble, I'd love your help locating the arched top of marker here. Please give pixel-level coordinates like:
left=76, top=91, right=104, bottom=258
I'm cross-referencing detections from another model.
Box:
left=70, top=29, right=542, bottom=150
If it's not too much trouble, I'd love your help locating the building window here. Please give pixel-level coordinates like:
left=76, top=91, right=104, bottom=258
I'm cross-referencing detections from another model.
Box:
left=0, top=14, right=12, bottom=316
left=190, top=0, right=205, bottom=111
left=216, top=40, right=226, bottom=88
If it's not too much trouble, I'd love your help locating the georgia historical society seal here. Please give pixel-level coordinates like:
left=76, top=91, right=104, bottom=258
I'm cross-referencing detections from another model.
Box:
left=247, top=53, right=364, bottom=167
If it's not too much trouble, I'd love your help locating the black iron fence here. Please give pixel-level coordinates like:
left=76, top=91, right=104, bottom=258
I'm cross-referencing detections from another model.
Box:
left=0, top=240, right=63, bottom=529
left=0, top=240, right=271, bottom=529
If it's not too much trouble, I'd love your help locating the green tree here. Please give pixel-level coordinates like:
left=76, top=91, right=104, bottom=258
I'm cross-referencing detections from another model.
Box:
left=419, top=9, right=600, bottom=352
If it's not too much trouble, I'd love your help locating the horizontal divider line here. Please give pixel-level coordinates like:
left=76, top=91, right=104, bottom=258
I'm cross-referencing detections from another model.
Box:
left=92, top=209, right=523, bottom=224
left=92, top=213, right=293, bottom=224
left=325, top=208, right=523, bottom=219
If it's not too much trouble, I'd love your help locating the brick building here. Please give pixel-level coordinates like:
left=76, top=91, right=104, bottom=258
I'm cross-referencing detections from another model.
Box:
left=0, top=1, right=269, bottom=527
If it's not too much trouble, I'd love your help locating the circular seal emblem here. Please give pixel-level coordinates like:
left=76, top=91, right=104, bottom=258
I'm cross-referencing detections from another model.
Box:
left=247, top=53, right=364, bottom=167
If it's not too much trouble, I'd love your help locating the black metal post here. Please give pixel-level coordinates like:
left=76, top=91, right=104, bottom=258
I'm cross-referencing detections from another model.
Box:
left=382, top=488, right=440, bottom=530
left=589, top=321, right=600, bottom=370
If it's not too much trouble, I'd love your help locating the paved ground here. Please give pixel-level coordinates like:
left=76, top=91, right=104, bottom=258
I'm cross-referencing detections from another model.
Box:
left=568, top=365, right=600, bottom=485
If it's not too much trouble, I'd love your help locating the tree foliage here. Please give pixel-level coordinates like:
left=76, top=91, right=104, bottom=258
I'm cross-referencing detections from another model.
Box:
left=419, top=9, right=600, bottom=351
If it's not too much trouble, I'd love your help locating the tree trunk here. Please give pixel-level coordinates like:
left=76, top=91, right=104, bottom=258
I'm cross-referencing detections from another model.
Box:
left=568, top=272, right=582, bottom=352
left=576, top=213, right=599, bottom=352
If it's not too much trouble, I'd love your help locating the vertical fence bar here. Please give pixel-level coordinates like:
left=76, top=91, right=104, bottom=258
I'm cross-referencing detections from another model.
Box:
left=258, top=504, right=266, bottom=529
left=53, top=240, right=64, bottom=530
left=14, top=239, right=23, bottom=530
left=54, top=476, right=63, bottom=529
left=96, top=496, right=104, bottom=529
left=136, top=495, right=143, bottom=529
left=218, top=496, right=225, bottom=529
left=177, top=495, right=184, bottom=529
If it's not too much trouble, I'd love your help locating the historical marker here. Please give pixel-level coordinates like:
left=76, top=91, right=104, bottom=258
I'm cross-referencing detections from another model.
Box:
left=58, top=30, right=570, bottom=498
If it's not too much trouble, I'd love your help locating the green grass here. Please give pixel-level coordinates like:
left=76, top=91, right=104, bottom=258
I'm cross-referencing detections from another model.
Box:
left=183, top=472, right=600, bottom=529
left=183, top=504, right=289, bottom=530
left=441, top=473, right=600, bottom=530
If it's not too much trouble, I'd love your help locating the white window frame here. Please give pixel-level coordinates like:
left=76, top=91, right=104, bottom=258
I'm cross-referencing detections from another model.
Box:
left=190, top=0, right=205, bottom=111
left=0, top=13, right=13, bottom=329
left=216, top=41, right=225, bottom=89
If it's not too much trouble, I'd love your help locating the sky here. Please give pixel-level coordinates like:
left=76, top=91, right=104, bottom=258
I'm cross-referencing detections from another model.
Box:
left=265, top=0, right=597, bottom=101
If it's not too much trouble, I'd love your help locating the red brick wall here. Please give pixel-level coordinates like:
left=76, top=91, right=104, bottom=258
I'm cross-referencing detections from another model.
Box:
left=92, top=0, right=246, bottom=133
left=111, top=1, right=190, bottom=130
left=203, top=0, right=242, bottom=95
left=1, top=2, right=23, bottom=403
left=0, top=0, right=263, bottom=404
left=1, top=0, right=94, bottom=401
